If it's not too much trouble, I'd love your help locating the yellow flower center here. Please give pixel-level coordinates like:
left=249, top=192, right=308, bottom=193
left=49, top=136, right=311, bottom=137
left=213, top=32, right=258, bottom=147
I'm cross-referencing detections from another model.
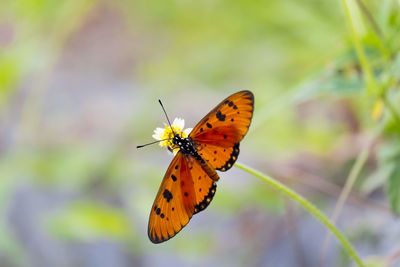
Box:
left=152, top=118, right=192, bottom=154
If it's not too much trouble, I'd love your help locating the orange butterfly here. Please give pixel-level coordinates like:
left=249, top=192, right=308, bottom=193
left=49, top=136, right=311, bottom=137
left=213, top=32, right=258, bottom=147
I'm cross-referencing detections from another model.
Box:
left=142, top=91, right=254, bottom=243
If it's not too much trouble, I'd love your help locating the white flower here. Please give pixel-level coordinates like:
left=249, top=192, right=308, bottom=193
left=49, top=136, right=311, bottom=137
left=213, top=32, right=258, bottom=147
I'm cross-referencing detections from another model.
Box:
left=152, top=118, right=192, bottom=154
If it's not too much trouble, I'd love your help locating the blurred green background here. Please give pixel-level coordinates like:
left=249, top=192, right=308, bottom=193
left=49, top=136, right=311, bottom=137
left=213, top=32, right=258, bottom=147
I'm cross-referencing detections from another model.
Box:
left=1, top=0, right=400, bottom=266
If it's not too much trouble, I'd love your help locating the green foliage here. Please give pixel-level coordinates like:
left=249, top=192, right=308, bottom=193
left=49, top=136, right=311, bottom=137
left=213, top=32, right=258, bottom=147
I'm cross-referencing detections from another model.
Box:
left=0, top=54, right=20, bottom=107
left=48, top=201, right=133, bottom=241
left=1, top=0, right=400, bottom=265
left=376, top=140, right=400, bottom=214
left=361, top=138, right=400, bottom=215
left=387, top=162, right=400, bottom=214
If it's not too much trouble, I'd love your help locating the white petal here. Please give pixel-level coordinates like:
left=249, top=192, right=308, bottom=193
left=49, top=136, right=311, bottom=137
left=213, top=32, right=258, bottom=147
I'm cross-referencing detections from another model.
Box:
left=155, top=127, right=165, bottom=134
left=152, top=127, right=165, bottom=140
left=183, top=128, right=192, bottom=137
left=172, top=118, right=185, bottom=129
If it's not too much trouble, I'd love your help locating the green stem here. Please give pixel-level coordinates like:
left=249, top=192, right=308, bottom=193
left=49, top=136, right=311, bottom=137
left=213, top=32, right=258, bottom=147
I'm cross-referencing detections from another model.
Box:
left=234, top=162, right=365, bottom=267
left=340, top=0, right=378, bottom=94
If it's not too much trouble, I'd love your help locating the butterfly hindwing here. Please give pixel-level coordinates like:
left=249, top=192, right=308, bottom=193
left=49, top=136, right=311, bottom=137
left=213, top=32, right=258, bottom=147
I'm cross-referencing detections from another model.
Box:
left=189, top=90, right=254, bottom=171
left=197, top=142, right=240, bottom=172
left=148, top=152, right=219, bottom=243
left=189, top=156, right=218, bottom=214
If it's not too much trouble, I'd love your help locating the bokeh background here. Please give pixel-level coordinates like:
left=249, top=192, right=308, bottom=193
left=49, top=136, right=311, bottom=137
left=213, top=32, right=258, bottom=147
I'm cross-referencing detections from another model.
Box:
left=1, top=0, right=400, bottom=266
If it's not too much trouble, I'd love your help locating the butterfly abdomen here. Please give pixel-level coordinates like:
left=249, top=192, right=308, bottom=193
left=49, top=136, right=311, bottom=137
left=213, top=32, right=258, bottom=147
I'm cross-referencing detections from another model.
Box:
left=194, top=154, right=219, bottom=181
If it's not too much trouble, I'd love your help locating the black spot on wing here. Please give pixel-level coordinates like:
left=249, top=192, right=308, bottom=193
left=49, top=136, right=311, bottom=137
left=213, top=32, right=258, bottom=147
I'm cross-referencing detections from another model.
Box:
left=216, top=110, right=226, bottom=121
left=171, top=174, right=177, bottom=182
left=163, top=189, right=173, bottom=202
left=206, top=122, right=212, bottom=128
left=194, top=182, right=217, bottom=214
left=217, top=143, right=240, bottom=172
left=224, top=100, right=238, bottom=110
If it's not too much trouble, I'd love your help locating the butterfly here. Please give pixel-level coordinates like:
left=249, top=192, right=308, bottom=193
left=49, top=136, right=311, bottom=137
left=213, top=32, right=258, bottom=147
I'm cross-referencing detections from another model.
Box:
left=146, top=90, right=254, bottom=243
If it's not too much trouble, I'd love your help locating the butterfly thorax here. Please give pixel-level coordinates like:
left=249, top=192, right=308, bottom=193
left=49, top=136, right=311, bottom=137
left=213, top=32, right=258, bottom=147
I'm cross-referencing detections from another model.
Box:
left=172, top=134, right=218, bottom=182
left=172, top=134, right=197, bottom=156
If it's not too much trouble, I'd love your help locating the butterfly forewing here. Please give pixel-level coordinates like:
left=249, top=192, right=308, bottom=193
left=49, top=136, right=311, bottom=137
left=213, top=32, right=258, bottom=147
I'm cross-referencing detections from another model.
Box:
left=189, top=90, right=254, bottom=171
left=148, top=152, right=219, bottom=243
left=148, top=152, right=193, bottom=243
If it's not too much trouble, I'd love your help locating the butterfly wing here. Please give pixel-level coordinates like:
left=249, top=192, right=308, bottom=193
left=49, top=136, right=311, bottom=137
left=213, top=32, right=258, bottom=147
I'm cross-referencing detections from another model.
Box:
left=149, top=90, right=253, bottom=243
left=189, top=90, right=254, bottom=171
left=148, top=152, right=218, bottom=243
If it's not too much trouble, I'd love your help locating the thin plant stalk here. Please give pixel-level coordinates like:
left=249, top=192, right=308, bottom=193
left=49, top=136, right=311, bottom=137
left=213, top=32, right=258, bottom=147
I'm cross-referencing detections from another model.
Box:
left=319, top=123, right=384, bottom=264
left=234, top=162, right=365, bottom=267
left=340, top=0, right=377, bottom=94
left=319, top=146, right=370, bottom=265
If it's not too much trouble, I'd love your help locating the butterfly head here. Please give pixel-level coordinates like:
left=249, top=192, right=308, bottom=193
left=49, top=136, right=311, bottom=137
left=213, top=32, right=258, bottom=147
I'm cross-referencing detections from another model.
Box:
left=172, top=134, right=183, bottom=146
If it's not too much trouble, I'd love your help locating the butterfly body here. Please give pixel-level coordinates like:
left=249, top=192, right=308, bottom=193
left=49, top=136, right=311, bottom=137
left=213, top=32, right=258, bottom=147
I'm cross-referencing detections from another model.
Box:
left=172, top=134, right=197, bottom=156
left=148, top=90, right=254, bottom=243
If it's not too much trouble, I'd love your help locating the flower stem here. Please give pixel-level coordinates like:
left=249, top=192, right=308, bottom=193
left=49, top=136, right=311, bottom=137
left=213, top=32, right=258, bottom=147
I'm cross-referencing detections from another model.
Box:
left=234, top=162, right=365, bottom=267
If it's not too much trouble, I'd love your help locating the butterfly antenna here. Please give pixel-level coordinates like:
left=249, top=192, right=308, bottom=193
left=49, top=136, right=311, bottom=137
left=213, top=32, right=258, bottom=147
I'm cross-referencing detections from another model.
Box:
left=137, top=138, right=172, bottom=149
left=158, top=99, right=176, bottom=135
